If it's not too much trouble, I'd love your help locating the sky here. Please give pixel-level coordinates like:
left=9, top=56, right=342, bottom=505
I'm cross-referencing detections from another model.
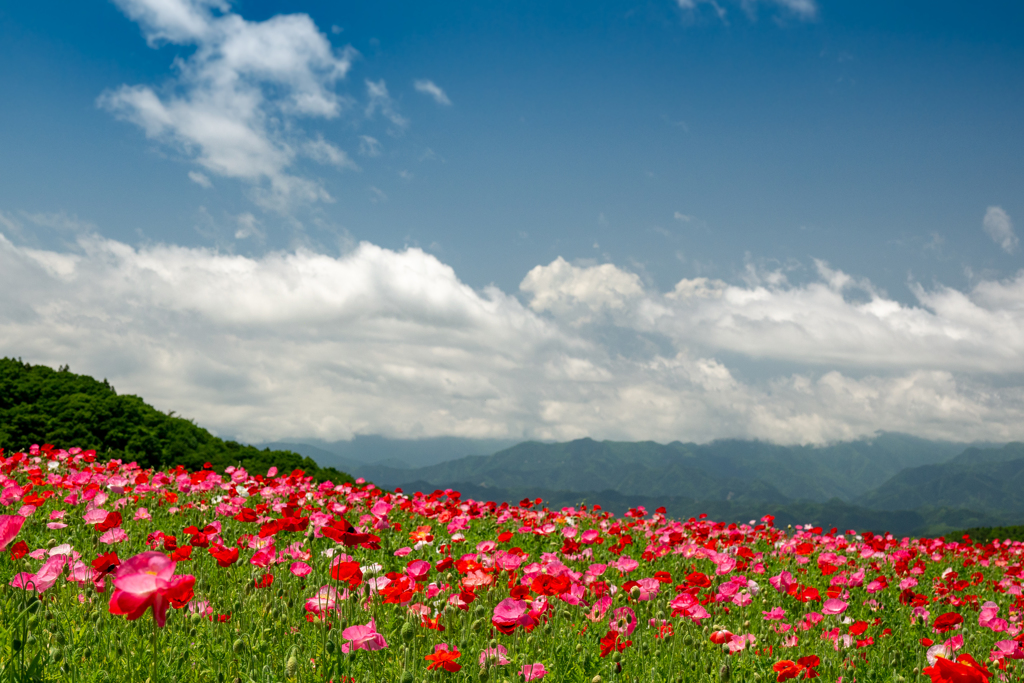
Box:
left=2, top=0, right=1024, bottom=446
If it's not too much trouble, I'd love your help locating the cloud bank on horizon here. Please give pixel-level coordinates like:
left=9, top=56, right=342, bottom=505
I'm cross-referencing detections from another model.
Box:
left=3, top=0, right=1024, bottom=447
left=3, top=220, right=1024, bottom=446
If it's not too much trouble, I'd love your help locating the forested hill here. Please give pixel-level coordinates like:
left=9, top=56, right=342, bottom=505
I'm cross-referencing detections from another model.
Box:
left=0, top=358, right=354, bottom=484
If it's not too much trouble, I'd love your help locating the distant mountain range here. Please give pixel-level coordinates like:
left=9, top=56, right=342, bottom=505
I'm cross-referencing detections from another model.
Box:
left=5, top=358, right=1020, bottom=538
left=274, top=434, right=1021, bottom=537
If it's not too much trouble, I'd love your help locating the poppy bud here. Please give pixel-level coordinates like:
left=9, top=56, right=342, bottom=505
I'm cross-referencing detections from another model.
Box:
left=719, top=663, right=731, bottom=683
left=232, top=639, right=244, bottom=655
left=326, top=640, right=336, bottom=654
left=612, top=652, right=621, bottom=663
left=479, top=668, right=490, bottom=682
left=285, top=654, right=298, bottom=678
left=400, top=671, right=414, bottom=683
left=401, top=621, right=416, bottom=642
left=629, top=586, right=640, bottom=600
left=592, top=677, right=603, bottom=683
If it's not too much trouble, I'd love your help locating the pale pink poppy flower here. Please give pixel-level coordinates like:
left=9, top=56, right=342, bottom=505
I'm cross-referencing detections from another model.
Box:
left=822, top=598, right=849, bottom=615
left=133, top=508, right=151, bottom=521
left=763, top=607, right=786, bottom=620
left=305, top=586, right=344, bottom=617
left=393, top=547, right=413, bottom=557
left=100, top=528, right=129, bottom=544
left=479, top=645, right=510, bottom=667
left=341, top=619, right=388, bottom=653
left=49, top=510, right=66, bottom=521
left=16, top=505, right=36, bottom=517
left=520, top=663, right=547, bottom=681
left=47, top=522, right=68, bottom=530
left=609, top=606, right=636, bottom=635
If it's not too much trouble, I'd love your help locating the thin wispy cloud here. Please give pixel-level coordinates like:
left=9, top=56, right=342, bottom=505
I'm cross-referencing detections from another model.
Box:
left=413, top=79, right=452, bottom=106
left=365, top=79, right=408, bottom=131
left=984, top=206, right=1018, bottom=254
left=676, top=0, right=818, bottom=22
left=99, top=0, right=359, bottom=210
left=6, top=227, right=1024, bottom=445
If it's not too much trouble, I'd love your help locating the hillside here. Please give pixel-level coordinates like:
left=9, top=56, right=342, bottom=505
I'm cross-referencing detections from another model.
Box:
left=0, top=358, right=354, bottom=483
left=354, top=434, right=965, bottom=503
left=348, top=436, right=1024, bottom=537
left=856, top=442, right=1024, bottom=513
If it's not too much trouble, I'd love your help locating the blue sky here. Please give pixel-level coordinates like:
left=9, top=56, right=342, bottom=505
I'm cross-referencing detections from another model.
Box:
left=2, top=0, right=1024, bottom=445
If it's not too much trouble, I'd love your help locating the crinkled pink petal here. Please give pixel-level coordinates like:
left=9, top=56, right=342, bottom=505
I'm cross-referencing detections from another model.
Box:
left=0, top=515, right=26, bottom=551
left=289, top=561, right=312, bottom=577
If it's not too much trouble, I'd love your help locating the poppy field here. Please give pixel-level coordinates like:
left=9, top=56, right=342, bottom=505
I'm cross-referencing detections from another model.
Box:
left=1, top=445, right=1023, bottom=683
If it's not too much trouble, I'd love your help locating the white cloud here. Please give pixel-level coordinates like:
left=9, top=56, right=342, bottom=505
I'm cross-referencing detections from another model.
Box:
left=984, top=206, right=1018, bottom=254
left=676, top=0, right=817, bottom=21
left=522, top=258, right=1024, bottom=373
left=188, top=171, right=213, bottom=188
left=303, top=136, right=359, bottom=170
left=358, top=135, right=382, bottom=157
left=6, top=229, right=1024, bottom=445
left=365, top=79, right=408, bottom=131
left=100, top=0, right=359, bottom=209
left=413, top=79, right=452, bottom=106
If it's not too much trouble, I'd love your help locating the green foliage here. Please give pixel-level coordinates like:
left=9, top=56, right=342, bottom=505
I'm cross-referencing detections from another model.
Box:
left=946, top=524, right=1024, bottom=544
left=0, top=358, right=354, bottom=484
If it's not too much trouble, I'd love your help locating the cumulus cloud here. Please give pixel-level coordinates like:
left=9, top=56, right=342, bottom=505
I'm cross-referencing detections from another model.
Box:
left=524, top=257, right=1024, bottom=373
left=99, top=0, right=359, bottom=209
left=5, top=229, right=1024, bottom=445
left=984, top=206, right=1018, bottom=254
left=413, top=79, right=452, bottom=106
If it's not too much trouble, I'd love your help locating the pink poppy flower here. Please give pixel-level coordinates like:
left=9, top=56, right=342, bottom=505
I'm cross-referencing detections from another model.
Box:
left=0, top=515, right=25, bottom=550
left=520, top=663, right=547, bottom=681
left=341, top=618, right=388, bottom=652
left=480, top=645, right=511, bottom=667
left=289, top=561, right=312, bottom=577
left=822, top=598, right=849, bottom=615
left=108, top=551, right=196, bottom=627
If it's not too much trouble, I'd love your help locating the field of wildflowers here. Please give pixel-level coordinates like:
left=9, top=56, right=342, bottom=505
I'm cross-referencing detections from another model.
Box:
left=1, top=444, right=1023, bottom=683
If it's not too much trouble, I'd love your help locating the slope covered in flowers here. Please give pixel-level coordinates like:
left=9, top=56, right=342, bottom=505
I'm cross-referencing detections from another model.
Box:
left=1, top=444, right=1023, bottom=683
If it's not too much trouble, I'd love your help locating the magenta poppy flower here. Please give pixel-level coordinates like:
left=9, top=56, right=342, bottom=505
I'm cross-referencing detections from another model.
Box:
left=107, top=551, right=196, bottom=627
left=0, top=515, right=25, bottom=550
left=289, top=561, right=312, bottom=577
left=341, top=618, right=388, bottom=652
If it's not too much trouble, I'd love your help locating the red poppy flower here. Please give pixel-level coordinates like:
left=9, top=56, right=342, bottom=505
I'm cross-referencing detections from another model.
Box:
left=10, top=540, right=28, bottom=560
left=92, top=551, right=121, bottom=575
left=330, top=561, right=363, bottom=588
left=497, top=531, right=513, bottom=543
left=96, top=511, right=122, bottom=533
left=599, top=630, right=631, bottom=657
left=254, top=573, right=274, bottom=589
left=208, top=545, right=239, bottom=567
left=922, top=654, right=991, bottom=683
left=933, top=612, right=965, bottom=633
left=425, top=645, right=461, bottom=672
left=171, top=546, right=193, bottom=562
